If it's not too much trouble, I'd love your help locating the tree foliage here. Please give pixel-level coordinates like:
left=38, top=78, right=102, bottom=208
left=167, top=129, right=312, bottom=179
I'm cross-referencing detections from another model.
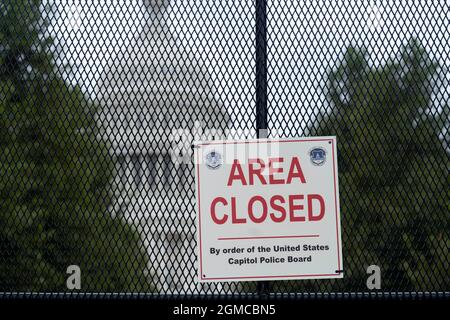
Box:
left=0, top=0, right=152, bottom=291
left=306, top=39, right=449, bottom=291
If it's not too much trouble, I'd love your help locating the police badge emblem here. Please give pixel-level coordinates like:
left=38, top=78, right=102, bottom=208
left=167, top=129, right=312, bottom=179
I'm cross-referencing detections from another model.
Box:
left=310, top=147, right=326, bottom=166
left=205, top=151, right=222, bottom=170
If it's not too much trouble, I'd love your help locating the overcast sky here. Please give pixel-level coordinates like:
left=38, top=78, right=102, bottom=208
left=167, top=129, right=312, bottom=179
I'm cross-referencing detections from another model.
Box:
left=48, top=0, right=450, bottom=136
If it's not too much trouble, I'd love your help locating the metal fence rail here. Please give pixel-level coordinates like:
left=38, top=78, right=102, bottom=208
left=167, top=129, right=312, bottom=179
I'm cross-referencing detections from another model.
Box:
left=0, top=0, right=448, bottom=298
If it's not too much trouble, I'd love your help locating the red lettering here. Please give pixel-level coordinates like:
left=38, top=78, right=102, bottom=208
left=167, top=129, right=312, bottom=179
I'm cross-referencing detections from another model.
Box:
left=270, top=195, right=286, bottom=223
left=211, top=197, right=228, bottom=224
left=289, top=194, right=305, bottom=222
left=231, top=197, right=246, bottom=224
left=248, top=159, right=267, bottom=185
left=227, top=159, right=247, bottom=186
left=287, top=157, right=306, bottom=184
left=248, top=195, right=268, bottom=223
left=268, top=157, right=284, bottom=184
left=308, top=194, right=325, bottom=221
left=209, top=194, right=323, bottom=225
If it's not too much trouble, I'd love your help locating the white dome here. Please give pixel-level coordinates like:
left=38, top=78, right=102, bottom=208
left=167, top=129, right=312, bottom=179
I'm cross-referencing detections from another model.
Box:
left=96, top=1, right=232, bottom=293
left=97, top=0, right=229, bottom=153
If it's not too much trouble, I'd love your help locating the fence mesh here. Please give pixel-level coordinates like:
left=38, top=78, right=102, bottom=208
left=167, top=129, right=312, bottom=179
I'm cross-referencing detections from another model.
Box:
left=0, top=0, right=448, bottom=297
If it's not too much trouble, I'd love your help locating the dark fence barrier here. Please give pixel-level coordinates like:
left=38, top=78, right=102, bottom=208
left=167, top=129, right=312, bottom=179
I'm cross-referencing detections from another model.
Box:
left=0, top=0, right=448, bottom=298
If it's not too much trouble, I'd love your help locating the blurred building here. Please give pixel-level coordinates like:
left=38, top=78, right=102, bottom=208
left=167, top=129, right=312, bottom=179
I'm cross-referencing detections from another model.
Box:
left=97, top=0, right=230, bottom=292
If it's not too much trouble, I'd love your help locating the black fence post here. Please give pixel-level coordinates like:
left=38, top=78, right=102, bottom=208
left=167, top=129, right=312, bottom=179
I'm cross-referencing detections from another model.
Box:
left=255, top=0, right=271, bottom=296
left=256, top=0, right=268, bottom=137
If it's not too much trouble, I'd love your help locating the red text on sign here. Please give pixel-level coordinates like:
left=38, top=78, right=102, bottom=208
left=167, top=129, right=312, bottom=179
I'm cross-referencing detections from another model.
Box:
left=210, top=194, right=325, bottom=225
left=227, top=157, right=306, bottom=186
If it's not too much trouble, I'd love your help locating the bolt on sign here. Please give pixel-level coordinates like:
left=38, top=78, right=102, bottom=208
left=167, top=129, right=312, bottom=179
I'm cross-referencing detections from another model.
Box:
left=193, top=137, right=343, bottom=282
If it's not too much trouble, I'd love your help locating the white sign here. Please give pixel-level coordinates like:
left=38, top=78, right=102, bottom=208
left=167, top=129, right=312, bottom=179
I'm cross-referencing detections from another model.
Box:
left=194, top=136, right=342, bottom=282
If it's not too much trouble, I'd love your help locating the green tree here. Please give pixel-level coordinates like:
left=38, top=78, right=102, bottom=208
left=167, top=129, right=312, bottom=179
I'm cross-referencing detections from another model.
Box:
left=0, top=0, right=152, bottom=291
left=306, top=39, right=449, bottom=291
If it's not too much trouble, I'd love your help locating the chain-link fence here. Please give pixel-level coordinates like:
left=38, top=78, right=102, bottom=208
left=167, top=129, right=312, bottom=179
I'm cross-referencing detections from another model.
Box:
left=0, top=0, right=448, bottom=298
